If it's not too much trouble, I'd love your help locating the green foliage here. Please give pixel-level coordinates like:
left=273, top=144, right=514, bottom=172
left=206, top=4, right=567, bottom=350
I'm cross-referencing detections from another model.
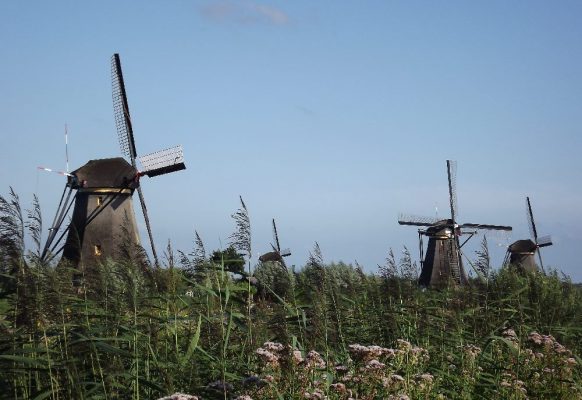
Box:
left=210, top=246, right=246, bottom=276
left=1, top=189, right=581, bottom=399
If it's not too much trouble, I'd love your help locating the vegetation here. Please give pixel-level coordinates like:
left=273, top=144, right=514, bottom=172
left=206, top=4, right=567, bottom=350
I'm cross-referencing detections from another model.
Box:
left=1, top=190, right=581, bottom=399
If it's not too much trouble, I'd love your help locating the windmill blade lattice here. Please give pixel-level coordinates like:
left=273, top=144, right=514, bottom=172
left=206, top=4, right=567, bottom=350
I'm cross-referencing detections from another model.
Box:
left=272, top=218, right=281, bottom=252
left=111, top=53, right=159, bottom=267
left=460, top=223, right=513, bottom=231
left=526, top=196, right=539, bottom=243
left=398, top=213, right=442, bottom=227
left=112, top=53, right=137, bottom=165
left=447, top=160, right=458, bottom=225
left=536, top=235, right=553, bottom=248
left=139, top=145, right=185, bottom=177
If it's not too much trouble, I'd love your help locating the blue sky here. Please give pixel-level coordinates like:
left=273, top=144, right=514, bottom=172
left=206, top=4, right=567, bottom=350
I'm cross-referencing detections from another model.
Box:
left=1, top=1, right=581, bottom=280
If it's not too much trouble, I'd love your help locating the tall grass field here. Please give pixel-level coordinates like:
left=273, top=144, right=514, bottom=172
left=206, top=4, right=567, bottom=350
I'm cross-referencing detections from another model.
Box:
left=1, top=191, right=581, bottom=399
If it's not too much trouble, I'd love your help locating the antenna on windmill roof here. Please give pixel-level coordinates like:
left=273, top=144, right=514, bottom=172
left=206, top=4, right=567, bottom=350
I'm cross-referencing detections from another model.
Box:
left=65, top=124, right=70, bottom=174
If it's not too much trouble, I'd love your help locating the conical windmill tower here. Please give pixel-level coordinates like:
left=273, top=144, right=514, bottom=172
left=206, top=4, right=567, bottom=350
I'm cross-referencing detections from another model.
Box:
left=504, top=197, right=552, bottom=273
left=398, top=160, right=512, bottom=288
left=259, top=219, right=292, bottom=267
left=41, top=54, right=185, bottom=267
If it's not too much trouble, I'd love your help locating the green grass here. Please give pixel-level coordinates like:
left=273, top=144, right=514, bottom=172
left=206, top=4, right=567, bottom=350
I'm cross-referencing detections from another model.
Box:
left=1, top=190, right=581, bottom=399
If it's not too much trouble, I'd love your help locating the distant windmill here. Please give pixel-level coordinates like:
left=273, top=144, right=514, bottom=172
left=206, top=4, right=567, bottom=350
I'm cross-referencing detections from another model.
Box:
left=259, top=219, right=291, bottom=266
left=398, top=160, right=512, bottom=288
left=504, top=196, right=552, bottom=273
left=40, top=54, right=185, bottom=267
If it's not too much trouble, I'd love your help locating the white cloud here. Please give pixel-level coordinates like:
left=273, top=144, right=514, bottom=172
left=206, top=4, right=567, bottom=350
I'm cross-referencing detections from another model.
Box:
left=199, top=1, right=289, bottom=26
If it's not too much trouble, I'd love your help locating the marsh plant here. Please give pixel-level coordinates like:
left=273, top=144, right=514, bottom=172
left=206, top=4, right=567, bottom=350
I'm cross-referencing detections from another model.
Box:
left=0, top=189, right=581, bottom=399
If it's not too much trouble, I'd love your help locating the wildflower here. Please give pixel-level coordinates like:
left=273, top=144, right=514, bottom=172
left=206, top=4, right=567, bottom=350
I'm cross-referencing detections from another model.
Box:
left=263, top=375, right=275, bottom=383
left=157, top=394, right=199, bottom=400
left=388, top=395, right=410, bottom=400
left=462, top=344, right=481, bottom=360
left=304, top=350, right=326, bottom=369
left=416, top=373, right=434, bottom=383
left=334, top=364, right=349, bottom=374
left=385, top=374, right=405, bottom=387
left=304, top=389, right=326, bottom=399
left=396, top=339, right=412, bottom=351
left=383, top=347, right=397, bottom=358
left=542, top=334, right=556, bottom=347
left=367, top=345, right=387, bottom=358
left=292, top=349, right=304, bottom=364
left=502, top=328, right=517, bottom=339
left=330, top=383, right=347, bottom=393
left=348, top=343, right=394, bottom=362
left=409, top=346, right=430, bottom=362
left=348, top=344, right=369, bottom=360
left=565, top=357, right=578, bottom=366
left=529, top=331, right=543, bottom=345
left=553, top=342, right=570, bottom=355
left=365, top=359, right=385, bottom=369
left=234, top=396, right=253, bottom=400
left=502, top=328, right=520, bottom=345
left=256, top=347, right=279, bottom=367
left=263, top=341, right=285, bottom=353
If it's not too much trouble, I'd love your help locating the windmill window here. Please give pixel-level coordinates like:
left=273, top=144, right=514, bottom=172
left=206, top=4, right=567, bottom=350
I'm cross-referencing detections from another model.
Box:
left=97, top=196, right=103, bottom=207
left=94, top=245, right=102, bottom=256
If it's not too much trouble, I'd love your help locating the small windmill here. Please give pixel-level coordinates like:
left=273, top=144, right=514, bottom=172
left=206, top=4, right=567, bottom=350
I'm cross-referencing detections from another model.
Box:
left=504, top=197, right=552, bottom=273
left=40, top=54, right=185, bottom=267
left=259, top=219, right=291, bottom=266
left=398, top=160, right=512, bottom=288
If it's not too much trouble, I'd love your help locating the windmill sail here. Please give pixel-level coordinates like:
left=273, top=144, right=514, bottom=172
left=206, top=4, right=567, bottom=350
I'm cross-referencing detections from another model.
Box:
left=139, top=145, right=186, bottom=177
left=112, top=54, right=137, bottom=164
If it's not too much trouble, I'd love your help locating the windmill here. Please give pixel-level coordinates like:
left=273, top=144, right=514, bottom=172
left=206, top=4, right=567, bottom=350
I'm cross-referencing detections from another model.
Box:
left=398, top=160, right=512, bottom=288
left=504, top=197, right=552, bottom=273
left=259, top=219, right=291, bottom=266
left=40, top=54, right=185, bottom=267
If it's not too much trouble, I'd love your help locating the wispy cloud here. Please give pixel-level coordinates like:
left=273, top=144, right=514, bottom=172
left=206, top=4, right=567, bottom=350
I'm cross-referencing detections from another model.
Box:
left=199, top=1, right=289, bottom=26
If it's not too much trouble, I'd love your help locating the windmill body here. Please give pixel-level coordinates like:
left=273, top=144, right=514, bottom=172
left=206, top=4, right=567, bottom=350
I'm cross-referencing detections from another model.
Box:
left=259, top=219, right=291, bottom=266
left=398, top=161, right=512, bottom=288
left=504, top=197, right=552, bottom=272
left=418, top=221, right=467, bottom=288
left=61, top=158, right=141, bottom=266
left=506, top=239, right=538, bottom=272
left=40, top=54, right=186, bottom=267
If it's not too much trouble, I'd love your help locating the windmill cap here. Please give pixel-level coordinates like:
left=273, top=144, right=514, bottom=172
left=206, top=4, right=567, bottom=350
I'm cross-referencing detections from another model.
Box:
left=68, top=157, right=139, bottom=189
left=508, top=239, right=537, bottom=253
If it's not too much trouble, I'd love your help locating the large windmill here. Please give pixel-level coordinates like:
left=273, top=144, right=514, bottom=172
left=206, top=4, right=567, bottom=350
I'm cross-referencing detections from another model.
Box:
left=504, top=197, right=552, bottom=273
left=40, top=54, right=185, bottom=267
left=398, top=160, right=512, bottom=288
left=259, top=219, right=291, bottom=267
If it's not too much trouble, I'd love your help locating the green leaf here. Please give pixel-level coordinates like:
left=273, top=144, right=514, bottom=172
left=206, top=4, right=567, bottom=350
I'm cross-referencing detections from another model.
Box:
left=180, top=314, right=202, bottom=367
